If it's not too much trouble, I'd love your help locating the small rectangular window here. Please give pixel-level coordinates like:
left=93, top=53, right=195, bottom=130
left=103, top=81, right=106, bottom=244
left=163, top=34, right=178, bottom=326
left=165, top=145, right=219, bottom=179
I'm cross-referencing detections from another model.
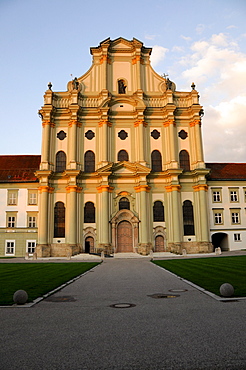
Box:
left=234, top=233, right=241, bottom=241
left=230, top=190, right=238, bottom=202
left=214, top=213, right=223, bottom=224
left=28, top=191, right=37, bottom=205
left=27, top=240, right=36, bottom=254
left=7, top=216, right=16, bottom=228
left=8, top=190, right=18, bottom=205
left=28, top=216, right=36, bottom=228
left=231, top=212, right=240, bottom=224
left=213, top=191, right=221, bottom=202
left=5, top=240, right=15, bottom=255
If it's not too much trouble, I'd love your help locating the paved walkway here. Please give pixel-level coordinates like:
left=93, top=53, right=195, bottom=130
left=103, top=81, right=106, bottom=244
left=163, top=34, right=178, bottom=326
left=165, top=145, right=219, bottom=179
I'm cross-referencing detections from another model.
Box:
left=0, top=257, right=246, bottom=369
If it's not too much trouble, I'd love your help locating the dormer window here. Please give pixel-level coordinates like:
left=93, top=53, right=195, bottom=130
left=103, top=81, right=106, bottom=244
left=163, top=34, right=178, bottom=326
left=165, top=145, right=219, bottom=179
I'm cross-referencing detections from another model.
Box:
left=118, top=79, right=126, bottom=94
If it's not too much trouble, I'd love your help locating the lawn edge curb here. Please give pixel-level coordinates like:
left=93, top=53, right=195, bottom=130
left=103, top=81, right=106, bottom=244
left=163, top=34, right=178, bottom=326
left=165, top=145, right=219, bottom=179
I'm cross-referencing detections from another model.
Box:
left=153, top=262, right=246, bottom=302
left=0, top=262, right=101, bottom=308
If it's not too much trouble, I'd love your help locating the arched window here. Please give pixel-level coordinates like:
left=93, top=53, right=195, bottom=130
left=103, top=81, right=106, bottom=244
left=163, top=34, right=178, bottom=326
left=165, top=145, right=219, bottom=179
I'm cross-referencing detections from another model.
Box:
left=118, top=150, right=129, bottom=161
left=179, top=150, right=190, bottom=171
left=56, top=151, right=66, bottom=172
left=84, top=201, right=95, bottom=223
left=119, top=197, right=130, bottom=210
left=153, top=201, right=165, bottom=222
left=151, top=150, right=162, bottom=172
left=84, top=150, right=95, bottom=173
left=118, top=79, right=126, bottom=94
left=183, top=200, right=195, bottom=235
left=54, top=202, right=65, bottom=237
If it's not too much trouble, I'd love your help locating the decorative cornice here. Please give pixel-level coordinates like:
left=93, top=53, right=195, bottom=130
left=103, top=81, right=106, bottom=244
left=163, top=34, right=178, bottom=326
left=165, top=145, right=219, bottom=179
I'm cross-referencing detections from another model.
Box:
left=131, top=56, right=141, bottom=65
left=193, top=185, right=208, bottom=192
left=134, top=119, right=148, bottom=127
left=165, top=185, right=181, bottom=192
left=97, top=185, right=114, bottom=193
left=189, top=119, right=201, bottom=127
left=163, top=119, right=175, bottom=127
left=134, top=185, right=151, bottom=193
left=98, top=120, right=112, bottom=127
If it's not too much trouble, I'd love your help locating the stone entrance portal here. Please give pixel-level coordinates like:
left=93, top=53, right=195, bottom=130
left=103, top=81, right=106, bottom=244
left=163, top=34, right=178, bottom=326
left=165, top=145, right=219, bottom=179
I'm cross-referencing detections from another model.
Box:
left=117, top=221, right=133, bottom=252
left=111, top=209, right=139, bottom=253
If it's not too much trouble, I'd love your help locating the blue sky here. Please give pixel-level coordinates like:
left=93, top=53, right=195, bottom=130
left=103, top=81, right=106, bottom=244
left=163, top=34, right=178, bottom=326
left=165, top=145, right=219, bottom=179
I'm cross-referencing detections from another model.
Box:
left=0, top=0, right=246, bottom=162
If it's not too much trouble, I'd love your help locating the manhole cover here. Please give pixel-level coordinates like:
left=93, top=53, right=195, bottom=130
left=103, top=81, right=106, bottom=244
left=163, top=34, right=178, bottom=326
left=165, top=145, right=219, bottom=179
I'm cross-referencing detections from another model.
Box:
left=148, top=293, right=180, bottom=299
left=45, top=295, right=76, bottom=302
left=169, top=289, right=188, bottom=293
left=109, top=303, right=136, bottom=309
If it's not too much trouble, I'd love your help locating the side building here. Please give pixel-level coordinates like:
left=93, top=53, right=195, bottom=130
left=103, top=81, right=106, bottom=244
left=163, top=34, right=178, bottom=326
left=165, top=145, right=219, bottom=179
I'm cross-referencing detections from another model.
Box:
left=0, top=37, right=245, bottom=257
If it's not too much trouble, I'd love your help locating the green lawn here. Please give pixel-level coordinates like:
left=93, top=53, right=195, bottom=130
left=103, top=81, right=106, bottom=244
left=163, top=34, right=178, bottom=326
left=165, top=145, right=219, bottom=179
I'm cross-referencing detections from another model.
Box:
left=153, top=256, right=246, bottom=297
left=0, top=262, right=99, bottom=305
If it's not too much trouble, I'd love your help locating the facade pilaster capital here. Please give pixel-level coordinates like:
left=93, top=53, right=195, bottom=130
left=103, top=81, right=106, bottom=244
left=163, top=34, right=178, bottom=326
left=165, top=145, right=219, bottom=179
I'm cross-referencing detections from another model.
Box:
left=66, top=185, right=82, bottom=193
left=38, top=186, right=54, bottom=193
left=189, top=119, right=201, bottom=127
left=97, top=185, right=114, bottom=193
left=98, top=120, right=112, bottom=127
left=68, top=120, right=82, bottom=128
left=99, top=55, right=107, bottom=64
left=165, top=185, right=181, bottom=192
left=163, top=119, right=175, bottom=127
left=134, top=185, right=151, bottom=193
left=134, top=119, right=147, bottom=127
left=193, top=184, right=208, bottom=192
left=132, top=56, right=141, bottom=65
left=42, top=120, right=55, bottom=128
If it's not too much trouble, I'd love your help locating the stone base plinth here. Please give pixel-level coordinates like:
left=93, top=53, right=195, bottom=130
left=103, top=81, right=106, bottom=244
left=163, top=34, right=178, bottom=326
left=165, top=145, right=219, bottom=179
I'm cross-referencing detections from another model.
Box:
left=97, top=244, right=113, bottom=255
left=36, top=244, right=81, bottom=258
left=137, top=243, right=152, bottom=255
left=167, top=242, right=213, bottom=255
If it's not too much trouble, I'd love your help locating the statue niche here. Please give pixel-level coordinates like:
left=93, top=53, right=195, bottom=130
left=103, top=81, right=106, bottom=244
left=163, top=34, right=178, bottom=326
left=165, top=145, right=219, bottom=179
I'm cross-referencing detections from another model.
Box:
left=118, top=79, right=126, bottom=94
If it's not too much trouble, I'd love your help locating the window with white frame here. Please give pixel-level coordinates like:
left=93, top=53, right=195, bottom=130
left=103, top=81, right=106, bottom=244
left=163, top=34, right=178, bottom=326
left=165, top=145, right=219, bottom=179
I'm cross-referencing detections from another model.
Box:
left=7, top=215, right=16, bottom=228
left=234, top=233, right=241, bottom=241
left=28, top=190, right=38, bottom=205
left=214, top=212, right=223, bottom=224
left=5, top=240, right=15, bottom=255
left=28, top=216, right=37, bottom=228
left=230, top=190, right=238, bottom=202
left=231, top=211, right=240, bottom=224
left=212, top=191, right=221, bottom=202
left=26, top=240, right=36, bottom=254
left=7, top=190, right=18, bottom=205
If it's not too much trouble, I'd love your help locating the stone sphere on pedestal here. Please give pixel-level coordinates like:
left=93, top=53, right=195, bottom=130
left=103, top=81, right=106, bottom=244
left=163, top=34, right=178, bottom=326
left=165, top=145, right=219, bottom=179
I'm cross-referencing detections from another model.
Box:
left=220, top=283, right=234, bottom=297
left=13, top=290, right=28, bottom=305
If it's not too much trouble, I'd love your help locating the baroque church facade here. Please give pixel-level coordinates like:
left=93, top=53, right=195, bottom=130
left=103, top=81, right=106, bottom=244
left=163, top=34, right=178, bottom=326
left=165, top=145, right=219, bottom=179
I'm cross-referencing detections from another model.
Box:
left=0, top=37, right=246, bottom=257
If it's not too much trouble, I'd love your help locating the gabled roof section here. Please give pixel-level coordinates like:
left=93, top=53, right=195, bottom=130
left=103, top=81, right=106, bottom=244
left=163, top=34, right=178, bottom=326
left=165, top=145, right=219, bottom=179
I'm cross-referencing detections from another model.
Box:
left=206, top=163, right=246, bottom=180
left=112, top=161, right=151, bottom=176
left=90, top=37, right=152, bottom=55
left=0, top=155, right=41, bottom=183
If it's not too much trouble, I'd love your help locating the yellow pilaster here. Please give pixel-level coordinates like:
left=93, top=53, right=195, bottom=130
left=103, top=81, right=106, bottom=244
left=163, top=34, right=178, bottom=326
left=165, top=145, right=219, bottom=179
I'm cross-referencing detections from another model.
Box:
left=97, top=185, right=113, bottom=244
left=135, top=185, right=150, bottom=243
left=193, top=185, right=209, bottom=242
left=66, top=186, right=82, bottom=244
left=38, top=186, right=54, bottom=245
left=165, top=185, right=181, bottom=243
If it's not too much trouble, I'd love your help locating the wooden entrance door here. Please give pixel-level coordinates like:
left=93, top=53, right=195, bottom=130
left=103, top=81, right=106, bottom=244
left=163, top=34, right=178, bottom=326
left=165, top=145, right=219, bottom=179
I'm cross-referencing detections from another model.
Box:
left=117, top=221, right=133, bottom=252
left=155, top=235, right=165, bottom=252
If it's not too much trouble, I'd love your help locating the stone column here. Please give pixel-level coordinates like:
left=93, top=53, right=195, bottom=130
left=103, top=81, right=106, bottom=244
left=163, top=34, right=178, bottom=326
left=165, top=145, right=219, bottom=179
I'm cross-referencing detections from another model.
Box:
left=194, top=185, right=210, bottom=242
left=166, top=185, right=181, bottom=250
left=37, top=185, right=53, bottom=257
left=135, top=185, right=150, bottom=253
left=134, top=120, right=147, bottom=164
left=41, top=120, right=54, bottom=170
left=68, top=120, right=79, bottom=169
left=99, top=120, right=111, bottom=165
left=97, top=185, right=113, bottom=250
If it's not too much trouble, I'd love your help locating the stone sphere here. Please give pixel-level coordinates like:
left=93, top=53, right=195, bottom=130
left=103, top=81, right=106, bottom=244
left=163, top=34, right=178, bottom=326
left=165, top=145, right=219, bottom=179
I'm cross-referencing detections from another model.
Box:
left=13, top=290, right=28, bottom=305
left=220, top=283, right=234, bottom=297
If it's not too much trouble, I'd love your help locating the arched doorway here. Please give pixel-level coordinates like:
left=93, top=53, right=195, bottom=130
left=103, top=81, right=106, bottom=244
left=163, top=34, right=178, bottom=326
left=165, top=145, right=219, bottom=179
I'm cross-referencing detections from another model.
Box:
left=117, top=221, right=133, bottom=253
left=212, top=233, right=229, bottom=251
left=155, top=235, right=165, bottom=252
left=85, top=236, right=94, bottom=253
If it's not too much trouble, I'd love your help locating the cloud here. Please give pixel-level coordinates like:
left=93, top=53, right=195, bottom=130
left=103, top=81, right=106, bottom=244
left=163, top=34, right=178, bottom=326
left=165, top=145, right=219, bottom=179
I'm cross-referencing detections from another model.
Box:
left=150, top=45, right=169, bottom=67
left=196, top=24, right=206, bottom=34
left=170, top=32, right=246, bottom=162
left=145, top=34, right=157, bottom=40
left=226, top=25, right=237, bottom=29
left=180, top=35, right=192, bottom=42
left=172, top=46, right=184, bottom=53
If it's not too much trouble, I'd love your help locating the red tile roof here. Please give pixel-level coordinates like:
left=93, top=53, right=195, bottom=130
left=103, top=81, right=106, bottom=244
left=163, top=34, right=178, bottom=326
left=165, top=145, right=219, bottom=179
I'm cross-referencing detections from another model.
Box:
left=0, top=155, right=41, bottom=183
left=206, top=163, right=246, bottom=180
